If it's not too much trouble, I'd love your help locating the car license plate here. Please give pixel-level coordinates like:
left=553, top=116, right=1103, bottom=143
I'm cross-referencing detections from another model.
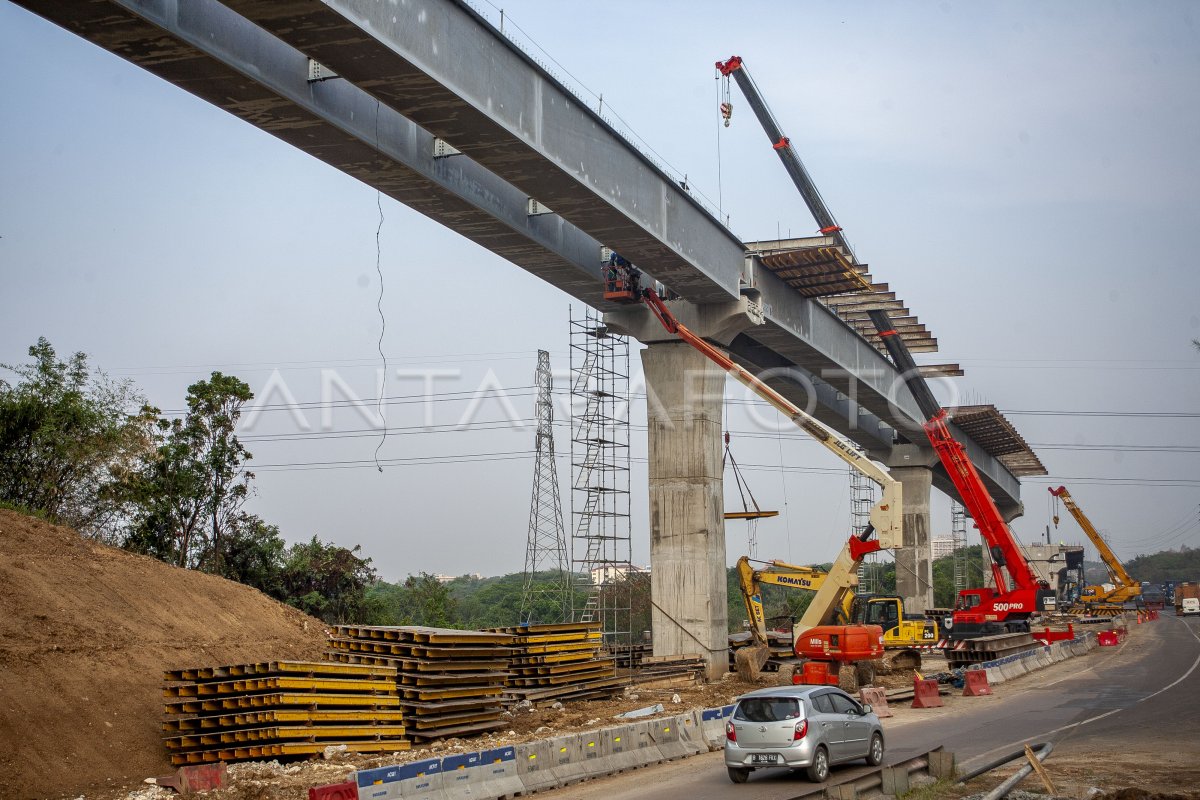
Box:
left=750, top=753, right=779, bottom=765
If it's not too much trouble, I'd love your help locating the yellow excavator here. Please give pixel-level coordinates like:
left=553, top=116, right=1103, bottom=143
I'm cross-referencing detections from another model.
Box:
left=735, top=556, right=938, bottom=673
left=1050, top=486, right=1141, bottom=615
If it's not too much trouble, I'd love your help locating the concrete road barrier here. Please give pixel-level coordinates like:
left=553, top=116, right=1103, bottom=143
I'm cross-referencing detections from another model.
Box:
left=676, top=710, right=708, bottom=756
left=356, top=764, right=403, bottom=800
left=515, top=739, right=557, bottom=794
left=397, top=758, right=444, bottom=799
left=478, top=747, right=523, bottom=800
left=441, top=752, right=483, bottom=800
left=646, top=717, right=690, bottom=760
left=548, top=733, right=592, bottom=786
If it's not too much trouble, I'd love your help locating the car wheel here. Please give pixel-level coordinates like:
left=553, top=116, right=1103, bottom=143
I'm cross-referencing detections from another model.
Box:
left=727, top=767, right=751, bottom=784
left=805, top=746, right=830, bottom=782
left=866, top=733, right=884, bottom=766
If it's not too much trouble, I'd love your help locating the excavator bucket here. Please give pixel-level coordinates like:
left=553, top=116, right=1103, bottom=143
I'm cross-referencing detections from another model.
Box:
left=734, top=643, right=771, bottom=681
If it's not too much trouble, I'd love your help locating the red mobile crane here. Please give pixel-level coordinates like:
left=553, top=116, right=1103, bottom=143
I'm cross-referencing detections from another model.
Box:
left=715, top=55, right=1066, bottom=646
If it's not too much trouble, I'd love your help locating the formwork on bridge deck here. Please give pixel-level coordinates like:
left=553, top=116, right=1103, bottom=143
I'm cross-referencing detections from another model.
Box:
left=161, top=660, right=409, bottom=765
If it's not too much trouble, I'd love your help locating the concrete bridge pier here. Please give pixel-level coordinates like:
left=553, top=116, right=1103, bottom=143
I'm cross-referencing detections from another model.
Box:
left=641, top=342, right=728, bottom=680
left=887, top=447, right=937, bottom=614
left=608, top=297, right=762, bottom=681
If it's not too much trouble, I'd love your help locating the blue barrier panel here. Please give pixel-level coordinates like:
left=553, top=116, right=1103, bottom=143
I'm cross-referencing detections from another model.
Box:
left=356, top=764, right=403, bottom=800
left=441, top=752, right=483, bottom=800
left=397, top=758, right=443, bottom=799
left=479, top=747, right=524, bottom=799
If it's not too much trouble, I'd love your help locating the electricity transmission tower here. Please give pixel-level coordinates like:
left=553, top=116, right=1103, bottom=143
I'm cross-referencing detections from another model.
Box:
left=520, top=350, right=571, bottom=624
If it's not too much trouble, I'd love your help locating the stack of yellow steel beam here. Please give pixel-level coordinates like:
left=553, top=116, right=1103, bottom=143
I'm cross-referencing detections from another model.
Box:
left=327, top=626, right=513, bottom=741
left=490, top=622, right=623, bottom=706
left=161, top=660, right=408, bottom=765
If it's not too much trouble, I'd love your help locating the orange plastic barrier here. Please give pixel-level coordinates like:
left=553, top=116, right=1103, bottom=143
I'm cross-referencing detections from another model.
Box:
left=963, top=670, right=992, bottom=696
left=859, top=686, right=893, bottom=718
left=911, top=678, right=943, bottom=708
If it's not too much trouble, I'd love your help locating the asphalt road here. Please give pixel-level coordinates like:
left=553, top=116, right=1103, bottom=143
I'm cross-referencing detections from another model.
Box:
left=540, top=614, right=1200, bottom=800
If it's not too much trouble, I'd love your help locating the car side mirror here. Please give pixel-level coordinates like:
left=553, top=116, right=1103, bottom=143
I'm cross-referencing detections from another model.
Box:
left=861, top=704, right=873, bottom=715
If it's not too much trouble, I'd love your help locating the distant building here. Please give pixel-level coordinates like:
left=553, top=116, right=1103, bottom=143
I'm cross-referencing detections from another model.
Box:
left=431, top=573, right=482, bottom=584
left=589, top=563, right=649, bottom=585
left=931, top=537, right=956, bottom=559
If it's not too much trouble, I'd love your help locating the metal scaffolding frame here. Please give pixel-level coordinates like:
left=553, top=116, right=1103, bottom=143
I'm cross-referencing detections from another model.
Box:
left=849, top=462, right=878, bottom=594
left=519, top=349, right=572, bottom=624
left=952, top=500, right=968, bottom=593
left=569, top=308, right=632, bottom=647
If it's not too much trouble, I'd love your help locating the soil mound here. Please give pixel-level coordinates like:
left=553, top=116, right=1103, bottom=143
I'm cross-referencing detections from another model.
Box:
left=0, top=509, right=329, bottom=798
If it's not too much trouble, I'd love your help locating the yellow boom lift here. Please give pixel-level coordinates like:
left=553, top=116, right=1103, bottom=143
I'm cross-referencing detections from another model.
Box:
left=1050, top=486, right=1141, bottom=614
left=638, top=290, right=904, bottom=687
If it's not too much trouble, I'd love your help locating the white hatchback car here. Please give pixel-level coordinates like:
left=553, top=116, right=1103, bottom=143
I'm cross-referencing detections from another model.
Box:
left=723, top=684, right=884, bottom=783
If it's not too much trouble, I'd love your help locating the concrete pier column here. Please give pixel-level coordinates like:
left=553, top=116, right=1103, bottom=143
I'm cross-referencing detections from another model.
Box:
left=642, top=341, right=728, bottom=680
left=891, top=465, right=934, bottom=613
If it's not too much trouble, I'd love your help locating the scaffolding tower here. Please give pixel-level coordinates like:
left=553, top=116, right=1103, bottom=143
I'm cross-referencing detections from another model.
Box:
left=951, top=500, right=968, bottom=593
left=519, top=350, right=572, bottom=624
left=569, top=309, right=632, bottom=647
left=849, top=462, right=878, bottom=595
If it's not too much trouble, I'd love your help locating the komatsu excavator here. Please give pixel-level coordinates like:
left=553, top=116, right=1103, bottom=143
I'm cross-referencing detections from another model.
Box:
left=735, top=556, right=938, bottom=672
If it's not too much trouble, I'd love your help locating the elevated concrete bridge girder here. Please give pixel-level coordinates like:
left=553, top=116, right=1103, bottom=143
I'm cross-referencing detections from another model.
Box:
left=11, top=0, right=1024, bottom=517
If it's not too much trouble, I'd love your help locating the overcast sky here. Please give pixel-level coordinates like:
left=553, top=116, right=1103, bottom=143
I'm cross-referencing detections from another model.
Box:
left=2, top=0, right=1197, bottom=581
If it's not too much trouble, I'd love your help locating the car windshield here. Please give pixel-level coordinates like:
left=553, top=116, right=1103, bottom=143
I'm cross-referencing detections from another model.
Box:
left=734, top=697, right=802, bottom=722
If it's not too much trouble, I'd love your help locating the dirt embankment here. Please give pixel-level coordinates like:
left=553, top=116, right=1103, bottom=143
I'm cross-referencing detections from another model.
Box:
left=0, top=509, right=329, bottom=799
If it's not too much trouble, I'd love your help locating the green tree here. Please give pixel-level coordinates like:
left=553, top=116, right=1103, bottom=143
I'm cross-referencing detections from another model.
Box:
left=369, top=575, right=458, bottom=633
left=279, top=535, right=379, bottom=623
left=211, top=513, right=287, bottom=596
left=0, top=337, right=152, bottom=539
left=931, top=545, right=984, bottom=607
left=122, top=372, right=253, bottom=568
